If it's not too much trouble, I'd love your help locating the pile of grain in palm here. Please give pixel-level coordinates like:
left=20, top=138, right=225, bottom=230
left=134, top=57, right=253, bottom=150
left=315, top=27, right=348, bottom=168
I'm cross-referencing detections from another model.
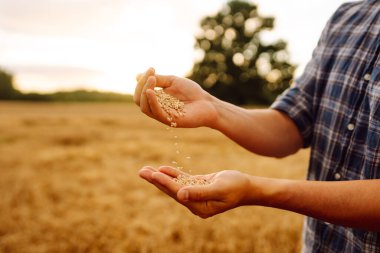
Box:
left=154, top=89, right=185, bottom=128
left=174, top=174, right=210, bottom=186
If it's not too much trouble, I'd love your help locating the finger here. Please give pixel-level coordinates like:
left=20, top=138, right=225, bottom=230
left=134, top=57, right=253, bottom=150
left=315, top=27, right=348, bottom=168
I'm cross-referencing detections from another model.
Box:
left=158, top=166, right=190, bottom=178
left=135, top=73, right=143, bottom=82
left=177, top=184, right=221, bottom=202
left=134, top=67, right=155, bottom=105
left=151, top=172, right=182, bottom=197
left=140, top=166, right=156, bottom=173
left=155, top=74, right=176, bottom=88
left=139, top=168, right=179, bottom=199
left=146, top=89, right=172, bottom=125
left=144, top=175, right=179, bottom=200
left=138, top=166, right=157, bottom=183
left=140, top=76, right=156, bottom=116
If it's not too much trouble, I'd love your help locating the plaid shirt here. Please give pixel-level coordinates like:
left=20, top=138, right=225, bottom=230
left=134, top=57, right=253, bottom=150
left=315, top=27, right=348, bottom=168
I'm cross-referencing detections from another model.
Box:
left=271, top=0, right=380, bottom=252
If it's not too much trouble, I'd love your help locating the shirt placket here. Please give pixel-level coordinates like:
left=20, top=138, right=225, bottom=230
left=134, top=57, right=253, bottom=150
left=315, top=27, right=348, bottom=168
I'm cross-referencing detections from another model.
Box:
left=333, top=41, right=380, bottom=181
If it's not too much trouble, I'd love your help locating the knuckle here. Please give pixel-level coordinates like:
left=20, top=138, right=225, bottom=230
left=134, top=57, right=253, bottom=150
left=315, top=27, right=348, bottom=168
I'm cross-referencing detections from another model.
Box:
left=140, top=106, right=148, bottom=114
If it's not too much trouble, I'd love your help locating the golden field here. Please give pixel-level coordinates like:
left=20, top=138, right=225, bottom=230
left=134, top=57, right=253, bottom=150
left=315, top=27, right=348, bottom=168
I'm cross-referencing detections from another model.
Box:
left=0, top=102, right=309, bottom=253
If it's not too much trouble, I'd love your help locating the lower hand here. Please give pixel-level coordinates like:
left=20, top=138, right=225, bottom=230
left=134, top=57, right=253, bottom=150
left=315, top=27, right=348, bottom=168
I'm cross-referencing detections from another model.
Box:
left=138, top=166, right=252, bottom=218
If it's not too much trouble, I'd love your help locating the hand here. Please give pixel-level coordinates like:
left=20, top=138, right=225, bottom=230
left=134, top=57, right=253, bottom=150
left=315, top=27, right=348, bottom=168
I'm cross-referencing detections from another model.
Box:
left=134, top=67, right=219, bottom=128
left=138, top=166, right=252, bottom=218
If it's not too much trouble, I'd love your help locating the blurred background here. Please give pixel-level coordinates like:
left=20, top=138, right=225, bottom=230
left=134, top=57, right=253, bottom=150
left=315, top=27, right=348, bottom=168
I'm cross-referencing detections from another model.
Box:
left=0, top=0, right=346, bottom=252
left=1, top=0, right=347, bottom=103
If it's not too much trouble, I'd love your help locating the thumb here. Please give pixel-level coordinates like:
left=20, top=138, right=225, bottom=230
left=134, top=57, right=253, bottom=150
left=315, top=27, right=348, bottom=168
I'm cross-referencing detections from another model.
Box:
left=177, top=185, right=219, bottom=202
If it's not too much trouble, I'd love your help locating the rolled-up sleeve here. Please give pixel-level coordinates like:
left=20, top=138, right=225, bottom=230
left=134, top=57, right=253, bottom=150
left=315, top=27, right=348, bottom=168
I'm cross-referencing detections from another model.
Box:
left=271, top=83, right=315, bottom=147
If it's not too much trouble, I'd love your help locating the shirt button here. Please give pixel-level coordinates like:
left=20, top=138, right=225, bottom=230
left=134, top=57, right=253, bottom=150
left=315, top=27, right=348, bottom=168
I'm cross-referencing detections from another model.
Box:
left=347, top=123, right=355, bottom=131
left=364, top=74, right=371, bottom=81
left=334, top=173, right=342, bottom=180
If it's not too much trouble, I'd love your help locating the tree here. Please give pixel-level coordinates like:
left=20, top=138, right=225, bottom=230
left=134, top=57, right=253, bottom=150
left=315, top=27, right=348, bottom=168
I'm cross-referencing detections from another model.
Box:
left=0, top=68, right=18, bottom=100
left=188, top=0, right=296, bottom=105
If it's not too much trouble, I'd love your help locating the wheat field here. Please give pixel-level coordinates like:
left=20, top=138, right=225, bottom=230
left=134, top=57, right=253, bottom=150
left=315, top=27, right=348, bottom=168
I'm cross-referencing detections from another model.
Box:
left=0, top=102, right=309, bottom=253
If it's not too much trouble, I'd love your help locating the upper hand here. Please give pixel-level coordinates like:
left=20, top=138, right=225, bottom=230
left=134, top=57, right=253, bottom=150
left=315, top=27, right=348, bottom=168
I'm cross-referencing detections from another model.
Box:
left=138, top=166, right=252, bottom=218
left=134, top=68, right=219, bottom=128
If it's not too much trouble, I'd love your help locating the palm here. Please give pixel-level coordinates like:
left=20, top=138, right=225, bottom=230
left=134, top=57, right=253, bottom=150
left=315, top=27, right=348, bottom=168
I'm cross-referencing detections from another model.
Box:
left=176, top=170, right=249, bottom=217
left=139, top=166, right=250, bottom=218
left=161, top=77, right=217, bottom=128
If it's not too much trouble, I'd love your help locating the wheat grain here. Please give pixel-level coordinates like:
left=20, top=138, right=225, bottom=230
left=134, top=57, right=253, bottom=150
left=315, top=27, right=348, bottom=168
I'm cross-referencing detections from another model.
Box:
left=174, top=174, right=210, bottom=186
left=154, top=89, right=185, bottom=127
left=154, top=88, right=184, bottom=168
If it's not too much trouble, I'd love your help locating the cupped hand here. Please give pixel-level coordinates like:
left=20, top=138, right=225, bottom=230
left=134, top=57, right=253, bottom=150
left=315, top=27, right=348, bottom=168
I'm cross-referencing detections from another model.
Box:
left=138, top=166, right=252, bottom=218
left=134, top=68, right=219, bottom=128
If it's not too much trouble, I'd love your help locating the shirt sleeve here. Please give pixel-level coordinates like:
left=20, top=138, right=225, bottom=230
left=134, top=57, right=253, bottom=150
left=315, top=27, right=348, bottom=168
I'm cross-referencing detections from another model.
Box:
left=270, top=14, right=334, bottom=148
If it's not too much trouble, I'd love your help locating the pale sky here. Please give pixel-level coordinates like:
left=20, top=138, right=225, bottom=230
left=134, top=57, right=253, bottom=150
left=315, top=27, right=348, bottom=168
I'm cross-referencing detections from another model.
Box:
left=0, top=0, right=349, bottom=94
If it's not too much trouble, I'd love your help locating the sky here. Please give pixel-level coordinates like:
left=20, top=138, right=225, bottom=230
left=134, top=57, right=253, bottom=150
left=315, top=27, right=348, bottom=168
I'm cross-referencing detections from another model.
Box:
left=0, top=0, right=349, bottom=94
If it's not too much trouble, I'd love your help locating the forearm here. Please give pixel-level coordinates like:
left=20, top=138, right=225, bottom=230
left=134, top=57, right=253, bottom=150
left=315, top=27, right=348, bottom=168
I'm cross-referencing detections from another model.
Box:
left=209, top=97, right=303, bottom=157
left=249, top=177, right=380, bottom=231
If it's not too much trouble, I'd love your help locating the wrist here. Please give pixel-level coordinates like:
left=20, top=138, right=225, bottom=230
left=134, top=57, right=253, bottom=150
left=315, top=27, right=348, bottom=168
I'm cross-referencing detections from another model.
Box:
left=204, top=94, right=224, bottom=129
left=243, top=176, right=291, bottom=208
left=207, top=96, right=237, bottom=131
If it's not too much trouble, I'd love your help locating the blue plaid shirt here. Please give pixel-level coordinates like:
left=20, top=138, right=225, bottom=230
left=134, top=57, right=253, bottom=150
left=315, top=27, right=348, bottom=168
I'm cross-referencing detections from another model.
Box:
left=271, top=0, right=380, bottom=252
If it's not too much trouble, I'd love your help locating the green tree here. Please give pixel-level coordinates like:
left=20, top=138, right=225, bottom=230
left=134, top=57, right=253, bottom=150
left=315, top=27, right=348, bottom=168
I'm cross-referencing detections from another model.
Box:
left=0, top=68, right=18, bottom=99
left=188, top=0, right=296, bottom=105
